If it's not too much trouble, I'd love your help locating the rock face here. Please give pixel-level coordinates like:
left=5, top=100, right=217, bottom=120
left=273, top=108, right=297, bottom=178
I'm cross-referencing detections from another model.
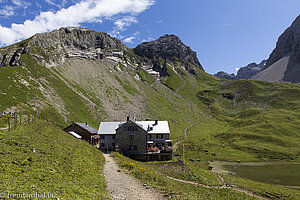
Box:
left=134, top=34, right=204, bottom=71
left=0, top=28, right=203, bottom=77
left=214, top=71, right=236, bottom=80
left=236, top=60, right=266, bottom=79
left=214, top=60, right=266, bottom=80
left=258, top=15, right=300, bottom=83
left=0, top=27, right=127, bottom=68
left=266, top=15, right=300, bottom=68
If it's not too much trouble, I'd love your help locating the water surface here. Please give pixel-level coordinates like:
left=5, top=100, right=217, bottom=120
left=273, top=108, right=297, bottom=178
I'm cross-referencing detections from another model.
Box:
left=210, top=161, right=300, bottom=186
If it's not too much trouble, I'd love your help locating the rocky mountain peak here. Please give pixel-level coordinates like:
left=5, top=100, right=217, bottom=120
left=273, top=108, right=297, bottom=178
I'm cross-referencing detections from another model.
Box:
left=258, top=15, right=300, bottom=83
left=214, top=71, right=236, bottom=80
left=133, top=34, right=203, bottom=70
left=0, top=27, right=127, bottom=68
left=266, top=15, right=300, bottom=69
left=236, top=60, right=266, bottom=80
left=0, top=28, right=203, bottom=78
left=214, top=60, right=266, bottom=80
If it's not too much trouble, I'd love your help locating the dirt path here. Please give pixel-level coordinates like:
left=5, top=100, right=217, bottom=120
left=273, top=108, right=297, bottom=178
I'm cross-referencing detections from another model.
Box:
left=103, top=153, right=166, bottom=200
left=165, top=175, right=268, bottom=200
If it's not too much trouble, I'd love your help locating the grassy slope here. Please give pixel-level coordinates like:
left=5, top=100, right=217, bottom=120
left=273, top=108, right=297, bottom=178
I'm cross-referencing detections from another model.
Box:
left=1, top=40, right=300, bottom=199
left=112, top=152, right=255, bottom=200
left=139, top=64, right=300, bottom=199
left=0, top=55, right=102, bottom=128
left=0, top=120, right=109, bottom=199
left=188, top=79, right=300, bottom=161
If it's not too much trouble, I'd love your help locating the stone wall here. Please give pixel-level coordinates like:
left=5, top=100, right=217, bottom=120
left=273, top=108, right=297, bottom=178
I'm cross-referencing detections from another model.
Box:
left=99, top=134, right=116, bottom=151
left=116, top=121, right=147, bottom=155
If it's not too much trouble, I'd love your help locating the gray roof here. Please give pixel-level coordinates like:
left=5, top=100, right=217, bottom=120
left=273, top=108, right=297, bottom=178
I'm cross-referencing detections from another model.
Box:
left=98, top=122, right=124, bottom=135
left=98, top=121, right=170, bottom=135
left=75, top=123, right=98, bottom=134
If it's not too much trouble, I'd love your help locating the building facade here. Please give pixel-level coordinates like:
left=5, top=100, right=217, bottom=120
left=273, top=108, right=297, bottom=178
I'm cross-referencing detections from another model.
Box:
left=116, top=120, right=148, bottom=155
left=98, top=118, right=172, bottom=161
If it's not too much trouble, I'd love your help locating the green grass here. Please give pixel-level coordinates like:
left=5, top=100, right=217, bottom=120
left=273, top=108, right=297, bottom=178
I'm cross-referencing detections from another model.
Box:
left=139, top=64, right=300, bottom=198
left=137, top=68, right=154, bottom=84
left=111, top=152, right=256, bottom=200
left=163, top=64, right=182, bottom=91
left=0, top=115, right=8, bottom=128
left=2, top=38, right=300, bottom=199
left=0, top=54, right=102, bottom=128
left=114, top=75, right=140, bottom=95
left=0, top=65, right=41, bottom=111
left=0, top=120, right=110, bottom=199
left=222, top=174, right=300, bottom=200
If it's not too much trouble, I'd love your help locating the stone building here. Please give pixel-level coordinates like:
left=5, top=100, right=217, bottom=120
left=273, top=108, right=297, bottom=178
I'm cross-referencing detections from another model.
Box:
left=98, top=117, right=172, bottom=161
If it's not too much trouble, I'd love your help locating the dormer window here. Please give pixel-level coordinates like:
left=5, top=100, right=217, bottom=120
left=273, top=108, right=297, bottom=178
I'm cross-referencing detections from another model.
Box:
left=123, top=126, right=137, bottom=131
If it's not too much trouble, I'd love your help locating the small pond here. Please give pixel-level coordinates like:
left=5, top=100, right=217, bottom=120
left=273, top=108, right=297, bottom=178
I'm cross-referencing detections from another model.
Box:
left=209, top=161, right=300, bottom=186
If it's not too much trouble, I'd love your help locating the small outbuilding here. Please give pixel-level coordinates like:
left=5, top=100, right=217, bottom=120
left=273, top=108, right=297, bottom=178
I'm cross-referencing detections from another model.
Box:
left=64, top=122, right=99, bottom=145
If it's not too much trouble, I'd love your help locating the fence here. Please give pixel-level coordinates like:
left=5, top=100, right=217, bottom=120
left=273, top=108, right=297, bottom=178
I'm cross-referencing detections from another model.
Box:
left=0, top=111, right=44, bottom=131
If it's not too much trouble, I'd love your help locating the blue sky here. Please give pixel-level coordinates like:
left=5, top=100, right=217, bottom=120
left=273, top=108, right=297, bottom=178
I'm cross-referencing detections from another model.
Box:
left=0, top=0, right=300, bottom=74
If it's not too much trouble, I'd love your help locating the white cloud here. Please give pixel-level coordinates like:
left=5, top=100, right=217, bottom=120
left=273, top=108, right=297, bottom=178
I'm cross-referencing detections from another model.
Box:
left=141, top=36, right=153, bottom=43
left=44, top=0, right=60, bottom=7
left=114, top=16, right=137, bottom=31
left=133, top=31, right=140, bottom=36
left=123, top=31, right=140, bottom=43
left=12, top=0, right=22, bottom=6
left=123, top=36, right=135, bottom=43
left=0, top=5, right=15, bottom=17
left=44, top=0, right=68, bottom=9
left=0, top=0, right=155, bottom=46
left=110, top=16, right=138, bottom=38
left=0, top=0, right=31, bottom=18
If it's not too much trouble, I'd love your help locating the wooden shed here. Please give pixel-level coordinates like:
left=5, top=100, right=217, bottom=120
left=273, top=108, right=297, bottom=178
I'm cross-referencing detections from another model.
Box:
left=64, top=122, right=99, bottom=144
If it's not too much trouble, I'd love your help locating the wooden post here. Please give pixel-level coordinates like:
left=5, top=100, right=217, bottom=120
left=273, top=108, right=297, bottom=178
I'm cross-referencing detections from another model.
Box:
left=8, top=116, right=10, bottom=131
left=183, top=135, right=185, bottom=165
left=14, top=113, right=17, bottom=129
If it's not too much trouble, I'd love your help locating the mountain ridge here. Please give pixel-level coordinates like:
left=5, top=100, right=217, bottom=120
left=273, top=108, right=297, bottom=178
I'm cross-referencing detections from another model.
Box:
left=214, top=60, right=266, bottom=80
left=0, top=26, right=299, bottom=164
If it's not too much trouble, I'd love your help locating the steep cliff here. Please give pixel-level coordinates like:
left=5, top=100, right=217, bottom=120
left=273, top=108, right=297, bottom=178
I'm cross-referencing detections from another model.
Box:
left=253, top=15, right=300, bottom=83
left=134, top=34, right=203, bottom=76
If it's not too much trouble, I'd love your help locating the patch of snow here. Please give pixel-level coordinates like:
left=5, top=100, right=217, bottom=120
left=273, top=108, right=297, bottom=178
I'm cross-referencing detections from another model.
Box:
left=134, top=74, right=141, bottom=80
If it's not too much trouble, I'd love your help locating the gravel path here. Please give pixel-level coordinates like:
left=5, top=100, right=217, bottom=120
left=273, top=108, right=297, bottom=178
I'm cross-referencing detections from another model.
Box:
left=103, top=153, right=166, bottom=200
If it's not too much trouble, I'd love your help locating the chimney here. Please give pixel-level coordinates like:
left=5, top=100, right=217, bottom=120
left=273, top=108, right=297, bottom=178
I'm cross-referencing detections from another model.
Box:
left=85, top=122, right=87, bottom=125
left=127, top=115, right=130, bottom=121
left=133, top=115, right=136, bottom=122
left=155, top=120, right=158, bottom=125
